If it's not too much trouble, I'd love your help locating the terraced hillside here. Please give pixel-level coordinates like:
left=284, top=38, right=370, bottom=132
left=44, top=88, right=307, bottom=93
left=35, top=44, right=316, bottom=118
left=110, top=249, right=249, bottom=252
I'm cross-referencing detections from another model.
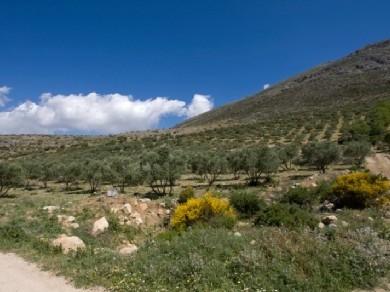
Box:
left=178, top=40, right=390, bottom=129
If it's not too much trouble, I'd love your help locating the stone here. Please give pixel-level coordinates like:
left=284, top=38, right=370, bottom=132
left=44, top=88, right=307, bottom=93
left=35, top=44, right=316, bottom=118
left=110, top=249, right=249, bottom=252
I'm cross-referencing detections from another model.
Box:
left=57, top=215, right=79, bottom=229
left=318, top=222, right=325, bottom=229
left=322, top=215, right=338, bottom=225
left=319, top=200, right=334, bottom=212
left=92, top=217, right=109, bottom=236
left=52, top=234, right=86, bottom=254
left=368, top=217, right=374, bottom=222
left=341, top=220, right=349, bottom=227
left=311, top=182, right=317, bottom=187
left=43, top=206, right=59, bottom=214
left=234, top=232, right=242, bottom=237
left=329, top=223, right=337, bottom=228
left=122, top=203, right=132, bottom=214
left=139, top=202, right=148, bottom=212
left=107, top=188, right=118, bottom=197
left=119, top=244, right=138, bottom=256
left=250, top=240, right=256, bottom=245
left=139, top=198, right=151, bottom=203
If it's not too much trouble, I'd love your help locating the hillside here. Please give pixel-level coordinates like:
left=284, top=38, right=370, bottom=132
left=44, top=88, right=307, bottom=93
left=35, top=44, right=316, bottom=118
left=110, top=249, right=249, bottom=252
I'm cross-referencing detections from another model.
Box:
left=178, top=40, right=390, bottom=128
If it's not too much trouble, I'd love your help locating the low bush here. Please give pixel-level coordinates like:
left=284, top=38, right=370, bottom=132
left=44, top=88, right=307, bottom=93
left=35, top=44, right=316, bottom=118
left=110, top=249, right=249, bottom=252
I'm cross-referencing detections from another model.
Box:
left=254, top=203, right=317, bottom=229
left=178, top=186, right=195, bottom=204
left=330, top=172, right=390, bottom=209
left=280, top=186, right=317, bottom=208
left=230, top=191, right=265, bottom=217
left=171, top=192, right=237, bottom=230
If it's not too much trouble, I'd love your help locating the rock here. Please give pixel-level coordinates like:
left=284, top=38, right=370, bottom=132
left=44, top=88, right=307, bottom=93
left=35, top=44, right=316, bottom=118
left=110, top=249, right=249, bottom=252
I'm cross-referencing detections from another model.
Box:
left=92, top=217, right=109, bottom=236
left=341, top=220, right=349, bottom=227
left=368, top=216, right=374, bottom=222
left=119, top=244, right=138, bottom=256
left=139, top=202, right=148, bottom=212
left=329, top=223, right=337, bottom=228
left=43, top=206, right=59, bottom=214
left=234, top=232, right=242, bottom=237
left=57, top=215, right=79, bottom=229
left=165, top=209, right=171, bottom=215
left=311, top=182, right=317, bottom=187
left=139, top=198, right=151, bottom=203
left=319, top=200, right=334, bottom=212
left=250, top=240, right=256, bottom=245
left=107, top=187, right=118, bottom=197
left=322, top=215, right=338, bottom=225
left=157, top=208, right=165, bottom=217
left=52, top=234, right=86, bottom=254
left=122, top=203, right=132, bottom=214
left=318, top=222, right=325, bottom=229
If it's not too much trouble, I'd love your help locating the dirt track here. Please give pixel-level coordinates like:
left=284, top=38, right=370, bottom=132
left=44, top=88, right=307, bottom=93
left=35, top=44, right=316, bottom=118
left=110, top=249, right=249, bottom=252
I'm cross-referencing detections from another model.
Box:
left=0, top=253, right=101, bottom=292
left=365, top=153, right=390, bottom=178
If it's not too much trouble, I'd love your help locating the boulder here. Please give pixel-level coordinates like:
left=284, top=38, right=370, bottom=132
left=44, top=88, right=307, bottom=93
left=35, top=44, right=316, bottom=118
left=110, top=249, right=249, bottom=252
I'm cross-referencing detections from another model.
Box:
left=52, top=234, right=86, bottom=254
left=119, top=244, right=138, bottom=256
left=43, top=206, right=59, bottom=214
left=321, top=215, right=338, bottom=225
left=57, top=215, right=79, bottom=229
left=92, top=217, right=109, bottom=236
left=139, top=202, right=148, bottom=212
left=122, top=203, right=132, bottom=214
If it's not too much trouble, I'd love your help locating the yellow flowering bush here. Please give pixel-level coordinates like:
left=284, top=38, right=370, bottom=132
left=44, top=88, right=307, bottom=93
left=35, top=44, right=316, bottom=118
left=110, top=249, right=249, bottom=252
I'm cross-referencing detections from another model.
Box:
left=332, top=172, right=390, bottom=208
left=171, top=192, right=237, bottom=230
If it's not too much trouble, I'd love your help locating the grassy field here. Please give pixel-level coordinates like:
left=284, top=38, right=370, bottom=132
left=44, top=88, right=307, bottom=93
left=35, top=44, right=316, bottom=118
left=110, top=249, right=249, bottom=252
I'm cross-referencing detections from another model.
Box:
left=0, top=162, right=389, bottom=292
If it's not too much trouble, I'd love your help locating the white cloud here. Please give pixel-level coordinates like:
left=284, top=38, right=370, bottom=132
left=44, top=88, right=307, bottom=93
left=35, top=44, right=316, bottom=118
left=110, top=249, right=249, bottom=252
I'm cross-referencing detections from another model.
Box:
left=0, top=86, right=11, bottom=106
left=0, top=92, right=213, bottom=134
left=263, top=83, right=270, bottom=90
left=185, top=94, right=213, bottom=118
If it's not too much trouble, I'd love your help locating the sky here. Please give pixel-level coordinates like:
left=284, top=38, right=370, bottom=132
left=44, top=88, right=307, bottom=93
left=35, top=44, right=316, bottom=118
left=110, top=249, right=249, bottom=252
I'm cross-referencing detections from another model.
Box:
left=0, top=0, right=390, bottom=134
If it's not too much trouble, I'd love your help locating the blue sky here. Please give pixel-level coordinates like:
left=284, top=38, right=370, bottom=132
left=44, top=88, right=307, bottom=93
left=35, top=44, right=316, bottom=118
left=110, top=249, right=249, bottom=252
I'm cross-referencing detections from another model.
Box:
left=0, top=0, right=389, bottom=134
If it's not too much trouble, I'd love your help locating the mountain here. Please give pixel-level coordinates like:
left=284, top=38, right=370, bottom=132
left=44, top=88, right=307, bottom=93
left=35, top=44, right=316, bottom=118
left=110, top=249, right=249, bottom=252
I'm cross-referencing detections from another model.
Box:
left=177, top=40, right=390, bottom=129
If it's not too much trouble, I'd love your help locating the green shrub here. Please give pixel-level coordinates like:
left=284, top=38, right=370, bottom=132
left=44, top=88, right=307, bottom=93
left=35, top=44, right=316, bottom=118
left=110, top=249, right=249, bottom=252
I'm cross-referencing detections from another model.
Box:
left=230, top=191, right=265, bottom=217
left=178, top=186, right=195, bottom=204
left=254, top=203, right=317, bottom=229
left=280, top=186, right=317, bottom=208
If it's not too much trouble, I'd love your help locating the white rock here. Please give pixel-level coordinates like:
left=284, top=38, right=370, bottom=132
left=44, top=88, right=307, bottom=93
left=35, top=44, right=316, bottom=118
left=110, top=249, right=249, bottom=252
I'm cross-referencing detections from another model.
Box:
left=234, top=232, right=242, bottom=237
left=139, top=198, right=151, bottom=203
left=122, top=203, right=132, bottom=214
left=110, top=207, right=120, bottom=214
left=341, top=221, right=349, bottom=227
left=43, top=206, right=59, bottom=214
left=318, top=222, right=325, bottom=229
left=329, top=223, right=337, bottom=228
left=139, top=202, right=148, bottom=212
left=92, top=217, right=109, bottom=236
left=119, top=244, right=138, bottom=256
left=368, top=217, right=374, bottom=222
left=52, top=234, right=86, bottom=254
left=250, top=240, right=256, bottom=245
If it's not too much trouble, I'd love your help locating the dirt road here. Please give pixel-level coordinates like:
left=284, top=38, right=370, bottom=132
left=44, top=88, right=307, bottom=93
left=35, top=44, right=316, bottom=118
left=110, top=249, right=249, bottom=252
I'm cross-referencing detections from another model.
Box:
left=0, top=253, right=102, bottom=292
left=365, top=153, right=390, bottom=178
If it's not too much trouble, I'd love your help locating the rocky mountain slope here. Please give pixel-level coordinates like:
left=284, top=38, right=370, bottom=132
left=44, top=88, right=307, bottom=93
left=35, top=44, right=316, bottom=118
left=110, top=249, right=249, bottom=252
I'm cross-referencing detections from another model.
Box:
left=178, top=40, right=390, bottom=128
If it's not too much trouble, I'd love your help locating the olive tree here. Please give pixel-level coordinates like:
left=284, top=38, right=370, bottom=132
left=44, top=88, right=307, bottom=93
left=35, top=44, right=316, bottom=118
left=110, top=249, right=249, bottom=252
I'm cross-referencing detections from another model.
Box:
left=343, top=141, right=371, bottom=167
left=241, top=147, right=281, bottom=186
left=82, top=160, right=111, bottom=194
left=278, top=143, right=299, bottom=170
left=110, top=156, right=142, bottom=193
left=192, top=152, right=228, bottom=187
left=0, top=162, right=23, bottom=197
left=141, top=147, right=184, bottom=196
left=302, top=142, right=340, bottom=173
left=227, top=150, right=244, bottom=179
left=60, top=162, right=82, bottom=190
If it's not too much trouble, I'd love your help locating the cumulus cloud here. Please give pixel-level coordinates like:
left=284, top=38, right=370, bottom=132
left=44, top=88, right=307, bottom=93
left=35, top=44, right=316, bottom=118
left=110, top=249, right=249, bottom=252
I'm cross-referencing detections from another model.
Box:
left=263, top=83, right=270, bottom=90
left=0, top=92, right=213, bottom=134
left=0, top=86, right=11, bottom=106
left=185, top=94, right=213, bottom=118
